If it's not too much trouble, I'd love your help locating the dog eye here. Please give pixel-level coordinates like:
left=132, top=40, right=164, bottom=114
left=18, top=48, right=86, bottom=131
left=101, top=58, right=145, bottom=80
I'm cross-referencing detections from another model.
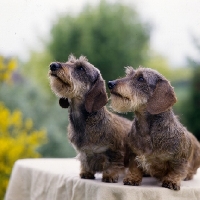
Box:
left=137, top=76, right=144, bottom=82
left=77, top=66, right=84, bottom=71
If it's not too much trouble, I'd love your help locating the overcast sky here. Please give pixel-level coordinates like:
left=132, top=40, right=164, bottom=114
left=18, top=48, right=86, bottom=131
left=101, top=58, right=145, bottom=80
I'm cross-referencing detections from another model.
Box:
left=0, top=0, right=200, bottom=67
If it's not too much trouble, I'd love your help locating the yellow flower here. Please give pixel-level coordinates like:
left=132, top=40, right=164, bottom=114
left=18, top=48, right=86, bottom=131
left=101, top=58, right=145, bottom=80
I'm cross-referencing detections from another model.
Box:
left=7, top=59, right=17, bottom=71
left=0, top=102, right=46, bottom=199
left=0, top=56, right=17, bottom=83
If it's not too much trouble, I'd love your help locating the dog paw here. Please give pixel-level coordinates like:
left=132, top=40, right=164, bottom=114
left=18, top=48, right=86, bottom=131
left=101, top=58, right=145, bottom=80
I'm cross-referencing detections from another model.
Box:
left=184, top=174, right=193, bottom=181
left=162, top=181, right=180, bottom=191
left=123, top=177, right=141, bottom=186
left=80, top=172, right=95, bottom=179
left=102, top=175, right=119, bottom=183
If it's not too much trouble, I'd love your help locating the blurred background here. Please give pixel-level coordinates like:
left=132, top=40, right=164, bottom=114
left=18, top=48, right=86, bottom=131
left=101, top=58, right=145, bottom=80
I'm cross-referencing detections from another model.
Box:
left=1, top=0, right=200, bottom=198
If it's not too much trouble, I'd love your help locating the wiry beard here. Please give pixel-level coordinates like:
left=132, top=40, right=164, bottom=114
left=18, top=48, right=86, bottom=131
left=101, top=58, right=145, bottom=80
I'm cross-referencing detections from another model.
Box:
left=110, top=94, right=132, bottom=113
left=49, top=75, right=88, bottom=100
left=49, top=76, right=72, bottom=98
left=110, top=93, right=147, bottom=113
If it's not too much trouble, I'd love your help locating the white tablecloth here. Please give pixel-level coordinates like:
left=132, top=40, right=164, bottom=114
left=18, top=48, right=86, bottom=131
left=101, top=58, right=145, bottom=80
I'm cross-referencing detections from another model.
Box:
left=5, top=158, right=200, bottom=200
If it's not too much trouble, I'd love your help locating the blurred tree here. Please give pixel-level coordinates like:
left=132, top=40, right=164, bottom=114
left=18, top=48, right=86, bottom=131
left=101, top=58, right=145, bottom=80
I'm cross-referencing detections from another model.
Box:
left=23, top=0, right=150, bottom=91
left=180, top=37, right=200, bottom=140
left=181, top=65, right=200, bottom=140
left=22, top=49, right=52, bottom=95
left=144, top=51, right=173, bottom=79
left=0, top=57, right=46, bottom=199
left=49, top=0, right=150, bottom=82
left=144, top=51, right=192, bottom=82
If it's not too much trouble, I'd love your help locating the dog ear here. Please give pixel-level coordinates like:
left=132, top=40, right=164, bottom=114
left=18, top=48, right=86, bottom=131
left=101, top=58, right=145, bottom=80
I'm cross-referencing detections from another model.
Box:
left=147, top=80, right=177, bottom=114
left=59, top=98, right=69, bottom=108
left=85, top=75, right=108, bottom=113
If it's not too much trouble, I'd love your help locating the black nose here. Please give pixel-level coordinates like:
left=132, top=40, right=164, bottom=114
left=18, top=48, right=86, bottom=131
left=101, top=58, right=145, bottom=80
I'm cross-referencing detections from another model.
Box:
left=108, top=81, right=116, bottom=89
left=50, top=62, right=61, bottom=71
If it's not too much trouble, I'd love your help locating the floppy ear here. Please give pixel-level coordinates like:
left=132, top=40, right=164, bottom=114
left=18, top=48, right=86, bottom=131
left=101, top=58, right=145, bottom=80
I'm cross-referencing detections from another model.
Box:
left=147, top=80, right=177, bottom=114
left=59, top=98, right=69, bottom=108
left=85, top=75, right=108, bottom=113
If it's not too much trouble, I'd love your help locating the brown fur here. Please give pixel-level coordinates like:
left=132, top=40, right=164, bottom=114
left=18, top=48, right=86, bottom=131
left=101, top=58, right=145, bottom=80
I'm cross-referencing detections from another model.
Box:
left=48, top=55, right=132, bottom=183
left=108, top=66, right=200, bottom=190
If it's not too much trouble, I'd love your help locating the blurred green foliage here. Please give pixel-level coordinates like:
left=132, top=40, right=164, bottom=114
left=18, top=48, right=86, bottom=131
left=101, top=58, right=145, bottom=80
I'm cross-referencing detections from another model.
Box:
left=48, top=0, right=151, bottom=83
left=183, top=66, right=200, bottom=140
left=145, top=51, right=192, bottom=82
left=179, top=38, right=200, bottom=140
left=0, top=57, right=46, bottom=199
left=0, top=80, right=76, bottom=158
left=23, top=0, right=151, bottom=90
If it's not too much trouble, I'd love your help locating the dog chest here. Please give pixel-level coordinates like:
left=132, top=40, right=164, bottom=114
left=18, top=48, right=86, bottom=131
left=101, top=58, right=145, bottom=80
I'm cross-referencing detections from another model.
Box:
left=135, top=155, right=150, bottom=172
left=81, top=145, right=109, bottom=154
left=135, top=153, right=173, bottom=174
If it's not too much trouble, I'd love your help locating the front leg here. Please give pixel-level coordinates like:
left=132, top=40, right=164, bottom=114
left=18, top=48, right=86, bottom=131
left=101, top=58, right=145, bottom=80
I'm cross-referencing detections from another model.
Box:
left=102, top=149, right=124, bottom=183
left=79, top=154, right=95, bottom=179
left=123, top=154, right=143, bottom=186
left=102, top=169, right=119, bottom=183
left=80, top=171, right=95, bottom=179
left=162, top=170, right=183, bottom=191
left=80, top=162, right=95, bottom=179
left=161, top=160, right=188, bottom=191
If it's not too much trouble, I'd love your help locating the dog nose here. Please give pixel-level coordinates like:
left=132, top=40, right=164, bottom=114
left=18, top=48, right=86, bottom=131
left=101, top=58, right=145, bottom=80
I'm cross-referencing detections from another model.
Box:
left=108, top=81, right=116, bottom=89
left=50, top=62, right=61, bottom=71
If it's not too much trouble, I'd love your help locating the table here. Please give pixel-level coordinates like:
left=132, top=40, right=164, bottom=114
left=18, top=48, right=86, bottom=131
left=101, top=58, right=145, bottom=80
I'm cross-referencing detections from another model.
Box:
left=5, top=158, right=200, bottom=200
